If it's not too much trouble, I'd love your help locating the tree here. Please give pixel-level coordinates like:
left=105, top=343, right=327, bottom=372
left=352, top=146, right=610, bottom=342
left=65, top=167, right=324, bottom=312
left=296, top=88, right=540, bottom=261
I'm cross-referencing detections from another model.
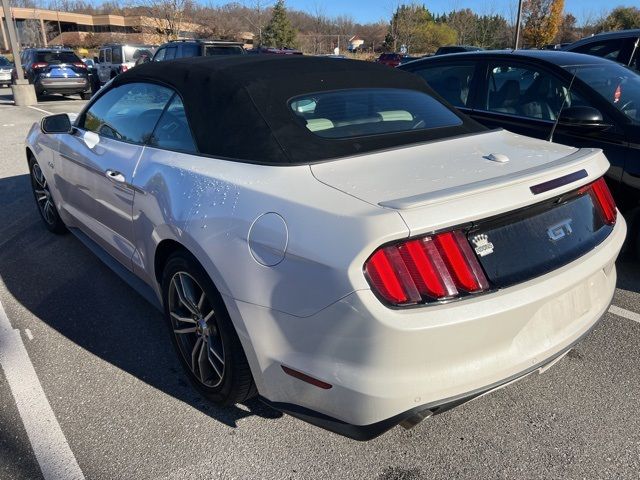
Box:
left=388, top=4, right=433, bottom=53
left=522, top=0, right=564, bottom=48
left=600, top=7, right=640, bottom=30
left=555, top=13, right=579, bottom=43
left=446, top=9, right=476, bottom=45
left=261, top=0, right=297, bottom=48
left=141, top=0, right=194, bottom=41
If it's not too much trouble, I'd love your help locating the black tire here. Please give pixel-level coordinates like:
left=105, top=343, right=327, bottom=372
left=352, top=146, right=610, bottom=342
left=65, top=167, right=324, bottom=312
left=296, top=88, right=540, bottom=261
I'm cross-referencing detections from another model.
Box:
left=28, top=156, right=67, bottom=234
left=80, top=91, right=91, bottom=100
left=162, top=251, right=256, bottom=405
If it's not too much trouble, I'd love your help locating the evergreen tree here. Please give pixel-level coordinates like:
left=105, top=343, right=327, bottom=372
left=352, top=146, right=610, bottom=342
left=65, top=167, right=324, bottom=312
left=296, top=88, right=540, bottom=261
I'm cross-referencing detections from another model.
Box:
left=262, top=0, right=298, bottom=48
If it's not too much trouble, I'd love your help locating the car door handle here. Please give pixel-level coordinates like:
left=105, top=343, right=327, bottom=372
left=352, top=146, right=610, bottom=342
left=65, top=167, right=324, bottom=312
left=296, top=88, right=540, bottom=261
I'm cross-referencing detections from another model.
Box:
left=105, top=169, right=126, bottom=183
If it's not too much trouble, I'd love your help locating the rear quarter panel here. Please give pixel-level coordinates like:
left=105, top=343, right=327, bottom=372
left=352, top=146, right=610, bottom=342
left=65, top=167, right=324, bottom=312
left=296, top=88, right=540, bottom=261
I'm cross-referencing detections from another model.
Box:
left=131, top=148, right=409, bottom=318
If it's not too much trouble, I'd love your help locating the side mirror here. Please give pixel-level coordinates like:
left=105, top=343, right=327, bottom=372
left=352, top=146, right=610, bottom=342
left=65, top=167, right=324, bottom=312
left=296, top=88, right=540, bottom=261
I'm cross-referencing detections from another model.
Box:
left=558, top=106, right=610, bottom=128
left=41, top=114, right=73, bottom=134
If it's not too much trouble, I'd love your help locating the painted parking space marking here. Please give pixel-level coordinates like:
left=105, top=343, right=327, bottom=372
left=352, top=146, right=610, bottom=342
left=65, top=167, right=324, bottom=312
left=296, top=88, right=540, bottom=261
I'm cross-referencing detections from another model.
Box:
left=0, top=296, right=85, bottom=480
left=27, top=105, right=54, bottom=116
left=609, top=305, right=640, bottom=324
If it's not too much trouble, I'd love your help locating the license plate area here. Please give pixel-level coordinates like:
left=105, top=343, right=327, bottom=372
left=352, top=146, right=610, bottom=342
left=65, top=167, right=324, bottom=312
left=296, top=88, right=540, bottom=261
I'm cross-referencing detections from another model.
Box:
left=467, top=193, right=613, bottom=288
left=48, top=67, right=77, bottom=78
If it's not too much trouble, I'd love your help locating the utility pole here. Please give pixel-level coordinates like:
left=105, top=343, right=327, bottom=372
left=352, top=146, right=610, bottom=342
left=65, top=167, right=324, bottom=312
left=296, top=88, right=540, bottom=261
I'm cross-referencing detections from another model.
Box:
left=514, top=0, right=523, bottom=50
left=0, top=0, right=37, bottom=105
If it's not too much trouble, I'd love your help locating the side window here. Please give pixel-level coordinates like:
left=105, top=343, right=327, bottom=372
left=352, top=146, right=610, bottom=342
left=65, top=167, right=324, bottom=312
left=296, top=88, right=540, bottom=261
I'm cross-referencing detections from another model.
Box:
left=104, top=48, right=112, bottom=63
left=111, top=47, right=122, bottom=64
left=164, top=46, right=177, bottom=60
left=181, top=43, right=200, bottom=58
left=81, top=83, right=173, bottom=144
left=149, top=95, right=197, bottom=153
left=484, top=63, right=594, bottom=121
left=410, top=63, right=476, bottom=107
left=153, top=48, right=166, bottom=61
left=98, top=49, right=105, bottom=63
left=572, top=39, right=624, bottom=62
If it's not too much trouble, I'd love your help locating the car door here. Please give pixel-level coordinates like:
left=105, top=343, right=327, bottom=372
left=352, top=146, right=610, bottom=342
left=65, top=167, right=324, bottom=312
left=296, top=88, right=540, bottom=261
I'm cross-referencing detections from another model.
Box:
left=97, top=48, right=111, bottom=83
left=401, top=60, right=482, bottom=115
left=57, top=82, right=174, bottom=269
left=471, top=59, right=629, bottom=182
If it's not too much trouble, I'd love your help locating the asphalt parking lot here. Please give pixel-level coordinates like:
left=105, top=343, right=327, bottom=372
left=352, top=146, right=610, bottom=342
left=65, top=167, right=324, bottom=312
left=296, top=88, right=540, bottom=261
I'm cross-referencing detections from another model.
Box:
left=1, top=85, right=640, bottom=480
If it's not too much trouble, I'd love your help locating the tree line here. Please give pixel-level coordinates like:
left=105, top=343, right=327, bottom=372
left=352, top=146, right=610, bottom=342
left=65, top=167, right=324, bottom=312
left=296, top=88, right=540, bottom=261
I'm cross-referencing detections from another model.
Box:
left=8, top=0, right=640, bottom=54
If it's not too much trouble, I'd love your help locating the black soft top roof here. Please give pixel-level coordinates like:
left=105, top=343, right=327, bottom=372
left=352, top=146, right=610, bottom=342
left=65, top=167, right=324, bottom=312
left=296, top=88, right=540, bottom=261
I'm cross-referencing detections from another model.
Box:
left=113, top=55, right=483, bottom=164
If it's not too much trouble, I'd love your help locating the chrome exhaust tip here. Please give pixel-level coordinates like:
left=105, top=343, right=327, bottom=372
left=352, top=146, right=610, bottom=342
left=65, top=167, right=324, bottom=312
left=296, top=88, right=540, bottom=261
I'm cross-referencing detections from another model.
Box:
left=400, top=409, right=433, bottom=430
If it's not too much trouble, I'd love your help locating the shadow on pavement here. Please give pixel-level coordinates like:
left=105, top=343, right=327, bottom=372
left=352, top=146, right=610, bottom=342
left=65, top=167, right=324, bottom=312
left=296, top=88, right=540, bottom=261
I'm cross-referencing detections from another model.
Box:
left=0, top=173, right=282, bottom=430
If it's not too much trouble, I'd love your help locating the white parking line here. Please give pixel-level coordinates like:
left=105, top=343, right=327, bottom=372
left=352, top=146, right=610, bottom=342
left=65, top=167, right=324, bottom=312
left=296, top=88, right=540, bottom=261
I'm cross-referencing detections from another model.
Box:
left=27, top=105, right=53, bottom=116
left=609, top=305, right=640, bottom=324
left=0, top=297, right=85, bottom=480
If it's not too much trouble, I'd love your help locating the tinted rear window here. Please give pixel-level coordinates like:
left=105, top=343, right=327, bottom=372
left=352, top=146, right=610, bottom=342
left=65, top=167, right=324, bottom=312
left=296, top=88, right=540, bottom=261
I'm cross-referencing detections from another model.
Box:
left=204, top=46, right=244, bottom=56
left=290, top=88, right=463, bottom=139
left=36, top=51, right=79, bottom=64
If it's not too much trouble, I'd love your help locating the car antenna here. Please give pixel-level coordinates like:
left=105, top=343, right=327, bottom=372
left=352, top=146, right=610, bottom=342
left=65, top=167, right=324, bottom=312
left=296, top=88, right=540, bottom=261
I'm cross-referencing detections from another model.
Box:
left=548, top=69, right=577, bottom=143
left=628, top=38, right=639, bottom=68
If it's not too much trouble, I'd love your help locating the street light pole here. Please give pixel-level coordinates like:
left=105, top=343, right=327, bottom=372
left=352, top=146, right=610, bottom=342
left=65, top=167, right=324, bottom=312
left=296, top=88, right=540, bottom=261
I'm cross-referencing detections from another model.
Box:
left=514, top=0, right=523, bottom=50
left=1, top=0, right=37, bottom=105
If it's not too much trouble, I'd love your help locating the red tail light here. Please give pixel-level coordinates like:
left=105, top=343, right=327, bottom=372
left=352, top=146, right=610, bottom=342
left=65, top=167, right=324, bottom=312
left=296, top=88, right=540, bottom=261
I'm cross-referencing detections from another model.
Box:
left=73, top=62, right=87, bottom=69
left=584, top=177, right=617, bottom=225
left=365, top=230, right=489, bottom=306
left=32, top=62, right=48, bottom=69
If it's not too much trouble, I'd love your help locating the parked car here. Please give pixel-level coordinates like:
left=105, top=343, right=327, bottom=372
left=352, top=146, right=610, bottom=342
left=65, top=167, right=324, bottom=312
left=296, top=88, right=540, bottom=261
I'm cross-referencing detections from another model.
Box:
left=14, top=48, right=90, bottom=99
left=435, top=45, right=484, bottom=55
left=564, top=29, right=639, bottom=71
left=0, top=55, right=13, bottom=87
left=26, top=56, right=624, bottom=440
left=399, top=49, right=640, bottom=254
left=97, top=44, right=155, bottom=83
left=376, top=52, right=415, bottom=67
left=152, top=40, right=246, bottom=62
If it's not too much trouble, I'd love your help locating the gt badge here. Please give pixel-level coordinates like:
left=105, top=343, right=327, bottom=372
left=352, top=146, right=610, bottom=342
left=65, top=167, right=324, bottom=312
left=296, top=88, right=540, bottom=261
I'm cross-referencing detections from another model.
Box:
left=547, top=219, right=573, bottom=241
left=471, top=234, right=494, bottom=257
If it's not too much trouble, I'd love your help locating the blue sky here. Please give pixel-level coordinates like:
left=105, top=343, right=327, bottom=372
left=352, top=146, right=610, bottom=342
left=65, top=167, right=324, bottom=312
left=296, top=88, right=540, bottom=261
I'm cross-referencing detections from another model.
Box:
left=264, top=0, right=627, bottom=24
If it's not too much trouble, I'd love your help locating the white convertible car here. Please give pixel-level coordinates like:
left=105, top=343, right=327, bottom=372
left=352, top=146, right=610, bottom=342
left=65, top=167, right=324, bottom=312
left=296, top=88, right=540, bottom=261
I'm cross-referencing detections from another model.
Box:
left=26, top=56, right=625, bottom=440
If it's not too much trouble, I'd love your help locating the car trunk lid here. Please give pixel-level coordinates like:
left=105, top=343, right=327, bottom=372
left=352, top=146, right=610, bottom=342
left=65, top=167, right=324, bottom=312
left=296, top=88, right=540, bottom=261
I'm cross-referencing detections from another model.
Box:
left=311, top=129, right=610, bottom=235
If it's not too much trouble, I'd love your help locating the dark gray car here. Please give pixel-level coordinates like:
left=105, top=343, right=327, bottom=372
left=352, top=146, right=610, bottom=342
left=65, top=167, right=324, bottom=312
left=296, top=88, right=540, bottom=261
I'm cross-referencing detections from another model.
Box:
left=564, top=29, right=640, bottom=71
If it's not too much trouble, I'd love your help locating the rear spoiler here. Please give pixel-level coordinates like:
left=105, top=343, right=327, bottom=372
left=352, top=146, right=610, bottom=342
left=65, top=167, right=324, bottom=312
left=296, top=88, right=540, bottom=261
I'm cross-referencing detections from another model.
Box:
left=378, top=148, right=608, bottom=210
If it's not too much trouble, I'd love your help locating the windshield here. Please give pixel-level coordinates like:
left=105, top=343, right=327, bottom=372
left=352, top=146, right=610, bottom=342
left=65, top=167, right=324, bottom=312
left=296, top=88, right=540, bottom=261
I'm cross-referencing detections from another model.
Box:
left=290, top=88, right=463, bottom=139
left=573, top=63, right=640, bottom=124
left=35, top=51, right=80, bottom=64
left=0, top=57, right=11, bottom=67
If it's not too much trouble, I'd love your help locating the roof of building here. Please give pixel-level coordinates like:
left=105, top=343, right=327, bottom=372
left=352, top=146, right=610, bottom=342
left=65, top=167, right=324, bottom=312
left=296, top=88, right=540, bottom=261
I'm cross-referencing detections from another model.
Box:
left=113, top=55, right=482, bottom=164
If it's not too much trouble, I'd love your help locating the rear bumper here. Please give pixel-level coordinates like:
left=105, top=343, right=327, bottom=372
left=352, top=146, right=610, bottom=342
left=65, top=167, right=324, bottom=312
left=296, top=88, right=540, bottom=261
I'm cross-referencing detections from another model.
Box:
left=36, top=77, right=89, bottom=93
left=260, top=320, right=602, bottom=440
left=230, top=215, right=625, bottom=438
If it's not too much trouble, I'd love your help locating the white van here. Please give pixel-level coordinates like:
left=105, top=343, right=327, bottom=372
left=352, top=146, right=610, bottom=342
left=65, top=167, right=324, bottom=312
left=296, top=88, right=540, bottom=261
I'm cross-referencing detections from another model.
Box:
left=97, top=44, right=155, bottom=84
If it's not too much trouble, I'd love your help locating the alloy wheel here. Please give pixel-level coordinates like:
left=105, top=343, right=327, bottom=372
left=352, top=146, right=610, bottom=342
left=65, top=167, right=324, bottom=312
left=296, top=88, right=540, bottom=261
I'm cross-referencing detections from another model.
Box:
left=168, top=271, right=225, bottom=388
left=31, top=162, right=56, bottom=225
